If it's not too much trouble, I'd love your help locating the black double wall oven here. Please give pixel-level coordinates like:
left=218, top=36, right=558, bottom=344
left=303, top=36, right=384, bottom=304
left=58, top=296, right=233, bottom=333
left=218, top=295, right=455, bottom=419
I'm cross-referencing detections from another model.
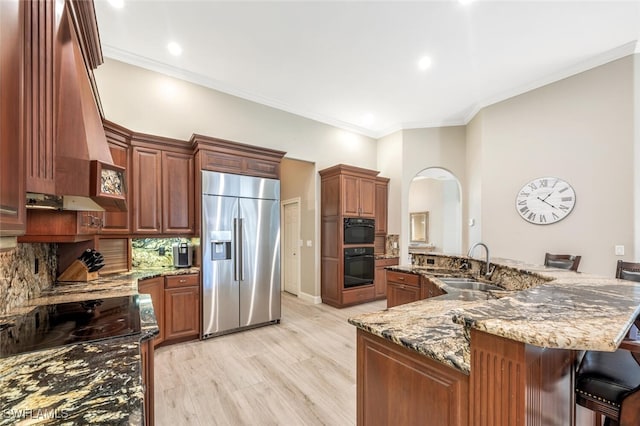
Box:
left=343, top=218, right=375, bottom=288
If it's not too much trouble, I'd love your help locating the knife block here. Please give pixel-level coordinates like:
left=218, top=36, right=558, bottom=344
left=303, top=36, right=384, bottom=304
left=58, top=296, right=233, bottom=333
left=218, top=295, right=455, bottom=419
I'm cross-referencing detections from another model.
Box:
left=58, top=259, right=99, bottom=282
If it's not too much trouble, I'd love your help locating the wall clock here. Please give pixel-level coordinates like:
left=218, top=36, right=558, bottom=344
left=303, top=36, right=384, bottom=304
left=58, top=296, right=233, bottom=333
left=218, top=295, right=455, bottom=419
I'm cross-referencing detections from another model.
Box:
left=515, top=177, right=576, bottom=225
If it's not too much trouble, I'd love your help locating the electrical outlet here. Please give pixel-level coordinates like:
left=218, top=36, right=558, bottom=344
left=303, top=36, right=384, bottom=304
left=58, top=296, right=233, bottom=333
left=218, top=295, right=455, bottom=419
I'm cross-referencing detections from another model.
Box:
left=158, top=247, right=165, bottom=256
left=306, top=240, right=312, bottom=247
left=34, top=258, right=39, bottom=274
left=615, top=245, right=625, bottom=256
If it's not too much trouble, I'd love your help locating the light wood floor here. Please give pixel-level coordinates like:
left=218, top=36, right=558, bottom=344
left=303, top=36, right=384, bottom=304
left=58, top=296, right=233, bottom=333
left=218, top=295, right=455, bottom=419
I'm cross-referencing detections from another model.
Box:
left=154, top=293, right=386, bottom=425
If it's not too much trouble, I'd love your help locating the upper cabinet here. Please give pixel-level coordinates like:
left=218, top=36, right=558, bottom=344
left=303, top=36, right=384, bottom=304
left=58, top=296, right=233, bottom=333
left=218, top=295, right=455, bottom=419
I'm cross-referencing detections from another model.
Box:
left=319, top=164, right=379, bottom=219
left=0, top=0, right=27, bottom=244
left=375, top=177, right=389, bottom=235
left=131, top=134, right=195, bottom=235
left=102, top=121, right=131, bottom=234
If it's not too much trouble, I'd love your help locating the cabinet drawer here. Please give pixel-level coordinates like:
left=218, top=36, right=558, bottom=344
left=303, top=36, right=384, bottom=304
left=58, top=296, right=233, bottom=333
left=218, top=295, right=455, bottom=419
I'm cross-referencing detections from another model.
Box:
left=386, top=271, right=420, bottom=287
left=165, top=274, right=199, bottom=288
left=375, top=257, right=399, bottom=268
left=342, top=285, right=375, bottom=305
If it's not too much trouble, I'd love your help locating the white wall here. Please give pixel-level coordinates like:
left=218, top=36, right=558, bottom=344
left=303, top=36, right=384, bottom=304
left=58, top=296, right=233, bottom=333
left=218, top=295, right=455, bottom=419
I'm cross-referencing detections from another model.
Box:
left=95, top=59, right=378, bottom=171
left=376, top=127, right=467, bottom=262
left=467, top=56, right=635, bottom=275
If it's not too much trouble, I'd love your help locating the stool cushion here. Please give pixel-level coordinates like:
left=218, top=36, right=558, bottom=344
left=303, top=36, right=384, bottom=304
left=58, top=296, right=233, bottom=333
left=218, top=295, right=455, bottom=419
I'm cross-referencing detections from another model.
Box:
left=576, top=350, right=640, bottom=406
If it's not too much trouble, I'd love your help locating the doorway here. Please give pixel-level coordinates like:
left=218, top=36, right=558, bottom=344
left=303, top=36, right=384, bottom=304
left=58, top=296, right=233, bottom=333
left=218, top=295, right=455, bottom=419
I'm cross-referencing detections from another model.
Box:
left=282, top=198, right=301, bottom=296
left=409, top=167, right=462, bottom=254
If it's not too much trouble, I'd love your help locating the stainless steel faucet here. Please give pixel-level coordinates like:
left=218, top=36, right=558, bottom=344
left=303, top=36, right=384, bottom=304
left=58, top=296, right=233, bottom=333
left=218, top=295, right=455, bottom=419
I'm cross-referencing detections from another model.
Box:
left=467, top=242, right=494, bottom=278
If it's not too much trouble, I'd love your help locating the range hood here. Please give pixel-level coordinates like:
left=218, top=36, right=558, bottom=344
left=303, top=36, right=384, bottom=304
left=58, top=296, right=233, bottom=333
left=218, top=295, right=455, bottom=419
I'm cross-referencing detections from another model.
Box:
left=26, top=1, right=127, bottom=213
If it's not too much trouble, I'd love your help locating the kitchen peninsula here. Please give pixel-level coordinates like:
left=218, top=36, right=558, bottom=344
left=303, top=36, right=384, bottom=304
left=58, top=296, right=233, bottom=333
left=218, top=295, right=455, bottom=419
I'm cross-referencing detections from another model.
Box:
left=0, top=268, right=197, bottom=425
left=349, top=254, right=640, bottom=426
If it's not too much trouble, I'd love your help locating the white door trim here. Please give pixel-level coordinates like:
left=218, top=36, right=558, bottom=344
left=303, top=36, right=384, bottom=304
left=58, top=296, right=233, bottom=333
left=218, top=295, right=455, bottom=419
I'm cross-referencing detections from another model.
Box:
left=282, top=197, right=301, bottom=296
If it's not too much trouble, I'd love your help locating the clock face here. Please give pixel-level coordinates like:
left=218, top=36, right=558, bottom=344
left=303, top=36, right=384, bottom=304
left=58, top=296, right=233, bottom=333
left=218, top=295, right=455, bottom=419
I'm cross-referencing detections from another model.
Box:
left=515, top=177, right=576, bottom=225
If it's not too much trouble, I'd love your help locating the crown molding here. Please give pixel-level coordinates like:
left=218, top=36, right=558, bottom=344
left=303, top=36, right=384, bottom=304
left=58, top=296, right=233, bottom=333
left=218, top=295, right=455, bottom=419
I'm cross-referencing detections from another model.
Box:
left=101, top=45, right=380, bottom=139
left=463, top=40, right=639, bottom=124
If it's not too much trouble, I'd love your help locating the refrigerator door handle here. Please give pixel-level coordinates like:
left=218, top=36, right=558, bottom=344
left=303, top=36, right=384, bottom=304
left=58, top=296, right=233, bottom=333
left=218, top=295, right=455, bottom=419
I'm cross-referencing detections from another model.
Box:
left=238, top=218, right=244, bottom=281
left=233, top=218, right=240, bottom=281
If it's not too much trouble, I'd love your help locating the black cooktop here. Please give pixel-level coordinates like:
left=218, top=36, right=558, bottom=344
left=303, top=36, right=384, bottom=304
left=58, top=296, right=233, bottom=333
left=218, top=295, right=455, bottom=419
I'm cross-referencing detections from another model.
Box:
left=0, top=295, right=141, bottom=358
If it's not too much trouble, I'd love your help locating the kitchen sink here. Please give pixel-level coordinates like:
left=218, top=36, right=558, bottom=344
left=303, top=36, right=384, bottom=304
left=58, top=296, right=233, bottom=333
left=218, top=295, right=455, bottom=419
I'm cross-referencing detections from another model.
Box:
left=439, top=278, right=503, bottom=292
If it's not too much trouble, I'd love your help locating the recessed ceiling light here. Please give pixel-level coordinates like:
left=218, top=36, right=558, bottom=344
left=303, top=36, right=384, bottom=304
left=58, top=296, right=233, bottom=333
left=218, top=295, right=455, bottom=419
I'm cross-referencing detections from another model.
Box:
left=167, top=42, right=183, bottom=57
left=459, top=0, right=475, bottom=4
left=418, top=56, right=432, bottom=71
left=108, top=0, right=124, bottom=9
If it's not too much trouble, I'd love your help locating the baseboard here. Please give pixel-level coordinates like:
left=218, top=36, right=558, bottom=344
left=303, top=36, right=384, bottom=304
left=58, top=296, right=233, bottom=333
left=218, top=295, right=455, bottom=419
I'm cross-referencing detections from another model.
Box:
left=297, top=291, right=322, bottom=304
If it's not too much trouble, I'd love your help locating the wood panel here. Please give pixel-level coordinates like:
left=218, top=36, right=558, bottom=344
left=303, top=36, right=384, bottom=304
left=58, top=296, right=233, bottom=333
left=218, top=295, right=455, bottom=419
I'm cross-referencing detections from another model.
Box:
left=191, top=134, right=285, bottom=179
left=342, top=175, right=360, bottom=217
left=161, top=151, right=194, bottom=234
left=374, top=177, right=389, bottom=235
left=164, top=286, right=200, bottom=342
left=374, top=257, right=398, bottom=299
left=0, top=0, right=26, bottom=239
left=24, top=0, right=56, bottom=195
left=139, top=276, right=165, bottom=346
left=357, top=329, right=469, bottom=426
left=132, top=147, right=162, bottom=234
left=359, top=178, right=376, bottom=217
left=102, top=123, right=131, bottom=234
left=386, top=281, right=421, bottom=308
left=140, top=338, right=155, bottom=426
left=469, top=329, right=575, bottom=426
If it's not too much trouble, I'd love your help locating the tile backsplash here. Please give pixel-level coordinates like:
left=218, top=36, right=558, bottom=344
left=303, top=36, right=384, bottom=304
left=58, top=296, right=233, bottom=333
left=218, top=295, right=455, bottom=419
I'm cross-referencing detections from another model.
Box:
left=0, top=243, right=57, bottom=315
left=385, top=234, right=399, bottom=257
left=132, top=238, right=198, bottom=268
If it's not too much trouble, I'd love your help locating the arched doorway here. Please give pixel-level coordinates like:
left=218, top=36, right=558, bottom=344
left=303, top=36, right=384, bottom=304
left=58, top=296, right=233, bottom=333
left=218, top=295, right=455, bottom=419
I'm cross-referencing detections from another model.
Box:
left=408, top=167, right=462, bottom=254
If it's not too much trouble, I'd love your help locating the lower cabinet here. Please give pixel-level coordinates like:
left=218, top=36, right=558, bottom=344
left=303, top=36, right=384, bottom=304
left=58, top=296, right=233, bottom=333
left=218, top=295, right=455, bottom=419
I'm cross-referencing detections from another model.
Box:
left=140, top=338, right=155, bottom=426
left=357, top=329, right=469, bottom=426
left=386, top=270, right=445, bottom=308
left=138, top=273, right=200, bottom=348
left=164, top=274, right=200, bottom=342
left=374, top=257, right=399, bottom=299
left=386, top=270, right=421, bottom=308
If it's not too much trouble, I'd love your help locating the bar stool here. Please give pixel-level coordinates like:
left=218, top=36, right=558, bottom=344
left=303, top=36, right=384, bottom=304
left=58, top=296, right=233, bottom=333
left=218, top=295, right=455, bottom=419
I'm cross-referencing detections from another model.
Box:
left=574, top=260, right=640, bottom=425
left=544, top=253, right=581, bottom=271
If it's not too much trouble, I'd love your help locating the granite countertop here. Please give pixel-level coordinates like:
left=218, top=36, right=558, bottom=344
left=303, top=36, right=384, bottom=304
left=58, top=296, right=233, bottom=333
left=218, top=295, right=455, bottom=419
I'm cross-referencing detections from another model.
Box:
left=0, top=267, right=197, bottom=425
left=349, top=255, right=640, bottom=375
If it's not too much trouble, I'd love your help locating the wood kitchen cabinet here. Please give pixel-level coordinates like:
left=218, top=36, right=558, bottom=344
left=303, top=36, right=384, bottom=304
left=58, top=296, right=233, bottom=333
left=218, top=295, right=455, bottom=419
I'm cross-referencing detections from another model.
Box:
left=138, top=273, right=200, bottom=347
left=342, top=174, right=376, bottom=218
left=0, top=0, right=26, bottom=244
left=132, top=147, right=162, bottom=234
left=386, top=270, right=446, bottom=308
left=138, top=276, right=165, bottom=347
left=374, top=257, right=399, bottom=299
left=374, top=177, right=389, bottom=234
left=102, top=121, right=131, bottom=234
left=319, top=164, right=378, bottom=219
left=161, top=151, right=194, bottom=234
left=422, top=276, right=446, bottom=299
left=20, top=209, right=103, bottom=243
left=357, top=329, right=469, bottom=426
left=164, top=274, right=200, bottom=342
left=386, top=270, right=421, bottom=308
left=131, top=143, right=194, bottom=235
left=319, top=164, right=388, bottom=308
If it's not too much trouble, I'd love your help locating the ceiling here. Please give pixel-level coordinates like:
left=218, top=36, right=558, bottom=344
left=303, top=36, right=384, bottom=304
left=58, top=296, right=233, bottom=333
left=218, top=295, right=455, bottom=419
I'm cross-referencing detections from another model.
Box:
left=94, top=1, right=640, bottom=138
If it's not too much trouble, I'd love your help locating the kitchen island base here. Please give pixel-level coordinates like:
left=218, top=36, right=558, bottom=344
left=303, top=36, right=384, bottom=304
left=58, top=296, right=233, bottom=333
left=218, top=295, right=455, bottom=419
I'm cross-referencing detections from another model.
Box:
left=357, top=327, right=602, bottom=426
left=357, top=329, right=469, bottom=426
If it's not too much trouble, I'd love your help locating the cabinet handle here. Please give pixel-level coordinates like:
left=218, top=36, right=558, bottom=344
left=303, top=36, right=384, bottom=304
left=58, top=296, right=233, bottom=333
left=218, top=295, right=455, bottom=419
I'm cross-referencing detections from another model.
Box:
left=398, top=276, right=405, bottom=281
left=179, top=279, right=186, bottom=283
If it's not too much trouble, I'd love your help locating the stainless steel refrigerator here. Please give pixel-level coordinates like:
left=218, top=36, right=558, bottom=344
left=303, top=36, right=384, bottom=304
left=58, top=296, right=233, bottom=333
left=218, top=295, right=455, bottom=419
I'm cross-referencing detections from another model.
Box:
left=201, top=170, right=281, bottom=338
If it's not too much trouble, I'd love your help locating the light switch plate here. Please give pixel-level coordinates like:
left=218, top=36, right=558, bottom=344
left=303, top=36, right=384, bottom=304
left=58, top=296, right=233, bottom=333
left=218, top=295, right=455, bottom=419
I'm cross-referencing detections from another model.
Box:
left=615, top=245, right=625, bottom=256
